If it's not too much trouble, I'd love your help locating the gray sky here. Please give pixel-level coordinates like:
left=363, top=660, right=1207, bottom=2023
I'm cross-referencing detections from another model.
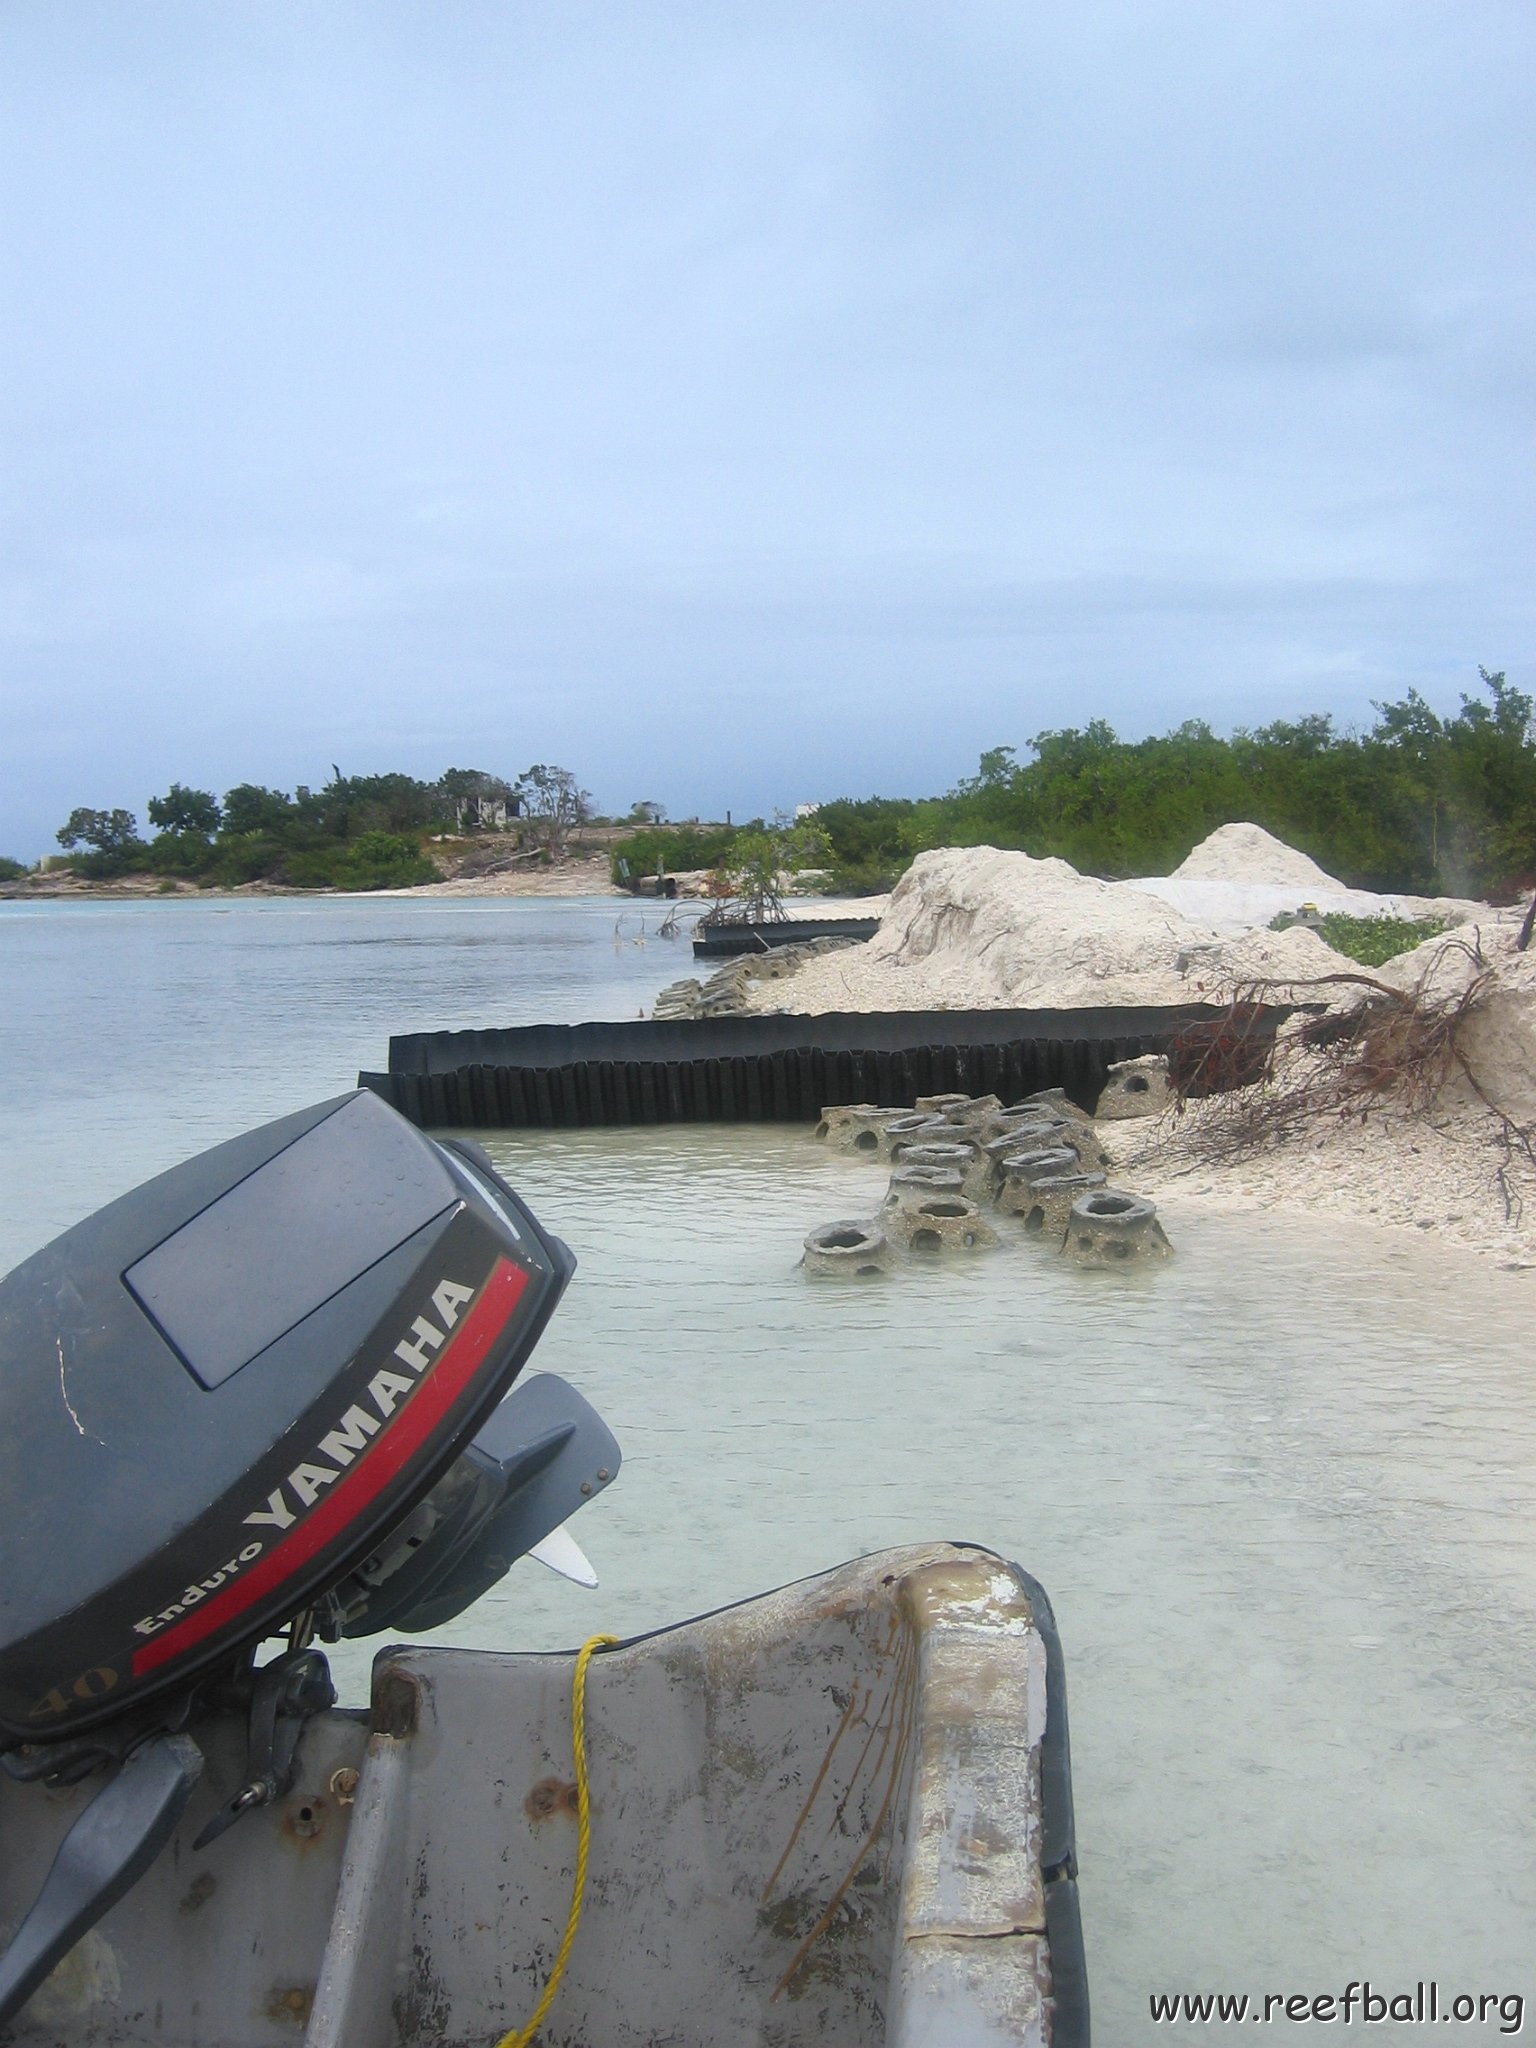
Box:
left=2, top=2, right=1531, bottom=857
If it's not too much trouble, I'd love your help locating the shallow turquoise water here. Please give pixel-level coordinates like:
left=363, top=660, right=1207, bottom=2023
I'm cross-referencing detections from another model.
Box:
left=2, top=896, right=1533, bottom=2040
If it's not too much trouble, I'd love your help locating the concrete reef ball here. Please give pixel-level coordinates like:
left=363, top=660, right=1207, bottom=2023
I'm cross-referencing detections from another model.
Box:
left=987, top=1119, right=1106, bottom=1175
left=814, top=1103, right=879, bottom=1145
left=885, top=1165, right=968, bottom=1207
left=869, top=1112, right=952, bottom=1161
left=751, top=950, right=800, bottom=980
left=1018, top=1087, right=1092, bottom=1125
left=1062, top=1188, right=1172, bottom=1265
left=893, top=1137, right=979, bottom=1165
left=995, top=1146, right=1082, bottom=1211
left=1095, top=1054, right=1172, bottom=1120
left=804, top=1090, right=1169, bottom=1277
left=978, top=1106, right=1063, bottom=1143
left=882, top=1195, right=999, bottom=1255
left=814, top=1106, right=929, bottom=1156
left=802, top=1219, right=893, bottom=1277
left=893, top=1140, right=994, bottom=1201
left=1061, top=1125, right=1108, bottom=1172
left=942, top=1094, right=1003, bottom=1125
left=1013, top=1171, right=1108, bottom=1239
left=982, top=1113, right=1074, bottom=1156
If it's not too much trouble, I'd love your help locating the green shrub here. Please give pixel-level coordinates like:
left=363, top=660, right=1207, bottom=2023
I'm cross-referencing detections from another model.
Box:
left=208, top=835, right=285, bottom=886
left=0, top=856, right=27, bottom=880
left=147, top=829, right=215, bottom=875
left=60, top=845, right=153, bottom=879
left=610, top=824, right=740, bottom=885
left=275, top=834, right=430, bottom=891
left=868, top=671, right=1536, bottom=896
left=336, top=832, right=438, bottom=890
left=812, top=797, right=920, bottom=894
left=1272, top=911, right=1453, bottom=966
left=824, top=855, right=908, bottom=895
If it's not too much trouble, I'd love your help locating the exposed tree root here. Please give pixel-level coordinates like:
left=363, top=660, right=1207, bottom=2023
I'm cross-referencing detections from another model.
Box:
left=1165, top=937, right=1536, bottom=1227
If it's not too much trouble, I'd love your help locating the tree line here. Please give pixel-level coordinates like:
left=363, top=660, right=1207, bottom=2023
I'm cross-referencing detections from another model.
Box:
left=36, top=764, right=592, bottom=890
left=14, top=670, right=1532, bottom=901
left=603, top=670, right=1536, bottom=903
left=804, top=670, right=1536, bottom=899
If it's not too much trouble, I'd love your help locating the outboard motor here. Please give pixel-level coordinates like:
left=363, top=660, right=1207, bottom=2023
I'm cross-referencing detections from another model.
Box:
left=0, top=1090, right=619, bottom=2024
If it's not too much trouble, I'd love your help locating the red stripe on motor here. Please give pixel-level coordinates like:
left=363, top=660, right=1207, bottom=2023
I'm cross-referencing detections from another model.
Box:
left=132, top=1258, right=530, bottom=1677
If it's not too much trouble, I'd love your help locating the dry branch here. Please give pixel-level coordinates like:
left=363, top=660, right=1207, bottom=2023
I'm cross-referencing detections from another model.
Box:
left=1166, top=937, right=1535, bottom=1224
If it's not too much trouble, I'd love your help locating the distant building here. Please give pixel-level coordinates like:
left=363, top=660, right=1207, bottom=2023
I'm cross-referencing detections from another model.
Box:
left=452, top=794, right=518, bottom=832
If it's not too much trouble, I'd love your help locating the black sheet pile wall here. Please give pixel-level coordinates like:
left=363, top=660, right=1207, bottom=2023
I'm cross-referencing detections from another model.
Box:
left=360, top=1003, right=1280, bottom=1129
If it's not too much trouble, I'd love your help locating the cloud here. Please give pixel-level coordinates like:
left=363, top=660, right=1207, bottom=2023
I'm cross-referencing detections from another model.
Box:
left=0, top=1, right=1531, bottom=855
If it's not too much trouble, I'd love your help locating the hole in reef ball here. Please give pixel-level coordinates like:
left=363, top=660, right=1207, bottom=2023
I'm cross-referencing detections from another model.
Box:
left=1025, top=1207, right=1045, bottom=1233
left=855, top=1130, right=879, bottom=1150
left=912, top=1228, right=942, bottom=1254
left=1125, top=1076, right=1150, bottom=1093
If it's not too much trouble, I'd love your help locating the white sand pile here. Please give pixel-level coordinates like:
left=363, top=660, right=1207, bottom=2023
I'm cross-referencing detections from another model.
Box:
left=732, top=830, right=1534, bottom=1266
left=1124, top=821, right=1484, bottom=934
left=1091, top=907, right=1536, bottom=1272
left=740, top=842, right=1364, bottom=1014
left=1169, top=821, right=1339, bottom=888
left=1378, top=909, right=1536, bottom=1128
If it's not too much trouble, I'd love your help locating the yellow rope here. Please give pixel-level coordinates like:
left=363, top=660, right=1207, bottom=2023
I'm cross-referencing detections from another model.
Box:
left=495, top=1632, right=619, bottom=2048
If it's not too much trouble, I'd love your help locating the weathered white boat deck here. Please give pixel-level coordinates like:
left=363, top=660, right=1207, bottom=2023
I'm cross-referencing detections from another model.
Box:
left=0, top=1545, right=1085, bottom=2047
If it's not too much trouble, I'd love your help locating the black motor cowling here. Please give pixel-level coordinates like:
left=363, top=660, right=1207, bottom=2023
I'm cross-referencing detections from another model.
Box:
left=0, top=1090, right=590, bottom=1750
left=0, top=1090, right=621, bottom=2024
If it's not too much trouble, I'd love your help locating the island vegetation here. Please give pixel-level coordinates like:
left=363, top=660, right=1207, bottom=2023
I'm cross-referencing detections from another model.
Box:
left=612, top=669, right=1536, bottom=904
left=33, top=765, right=589, bottom=892
left=7, top=671, right=1534, bottom=906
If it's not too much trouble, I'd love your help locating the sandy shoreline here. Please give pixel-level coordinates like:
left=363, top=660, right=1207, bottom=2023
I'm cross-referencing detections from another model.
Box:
left=1, top=858, right=891, bottom=912
left=1106, top=1089, right=1536, bottom=1274
left=0, top=851, right=631, bottom=901
left=382, top=853, right=626, bottom=896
